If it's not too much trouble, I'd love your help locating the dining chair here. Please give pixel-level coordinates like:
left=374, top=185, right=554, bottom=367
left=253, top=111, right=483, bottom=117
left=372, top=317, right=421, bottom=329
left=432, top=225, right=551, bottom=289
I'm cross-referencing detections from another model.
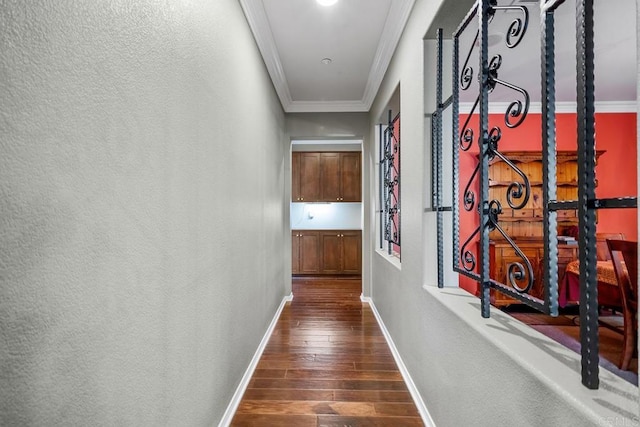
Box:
left=606, top=239, right=638, bottom=370
left=596, top=232, right=624, bottom=261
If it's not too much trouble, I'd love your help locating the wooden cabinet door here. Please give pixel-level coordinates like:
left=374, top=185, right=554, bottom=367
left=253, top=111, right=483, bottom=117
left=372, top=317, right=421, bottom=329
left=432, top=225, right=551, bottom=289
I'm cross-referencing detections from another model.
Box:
left=320, top=153, right=341, bottom=201
left=340, top=152, right=361, bottom=202
left=299, top=153, right=321, bottom=202
left=292, top=232, right=300, bottom=274
left=320, top=231, right=342, bottom=274
left=299, top=231, right=320, bottom=274
left=341, top=231, right=361, bottom=274
left=294, top=151, right=361, bottom=202
left=291, top=153, right=301, bottom=202
left=294, top=230, right=361, bottom=275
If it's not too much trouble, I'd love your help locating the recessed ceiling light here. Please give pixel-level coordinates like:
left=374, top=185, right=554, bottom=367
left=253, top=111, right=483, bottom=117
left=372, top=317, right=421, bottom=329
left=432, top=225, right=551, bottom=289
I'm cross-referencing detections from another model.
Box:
left=317, top=0, right=338, bottom=6
left=321, top=58, right=332, bottom=65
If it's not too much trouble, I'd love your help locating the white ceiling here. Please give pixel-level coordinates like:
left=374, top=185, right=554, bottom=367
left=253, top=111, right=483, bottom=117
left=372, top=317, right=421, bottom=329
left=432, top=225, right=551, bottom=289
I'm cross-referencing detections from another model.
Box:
left=241, top=0, right=637, bottom=114
left=239, top=0, right=415, bottom=112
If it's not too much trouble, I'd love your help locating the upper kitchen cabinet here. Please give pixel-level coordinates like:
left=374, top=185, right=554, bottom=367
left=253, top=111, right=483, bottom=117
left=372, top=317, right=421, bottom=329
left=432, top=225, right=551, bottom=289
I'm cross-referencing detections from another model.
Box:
left=292, top=152, right=321, bottom=202
left=320, top=152, right=361, bottom=202
left=292, top=151, right=361, bottom=203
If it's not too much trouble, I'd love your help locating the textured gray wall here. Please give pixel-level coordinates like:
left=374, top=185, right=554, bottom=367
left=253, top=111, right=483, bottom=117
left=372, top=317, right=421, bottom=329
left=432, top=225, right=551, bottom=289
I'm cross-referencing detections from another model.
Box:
left=0, top=1, right=286, bottom=425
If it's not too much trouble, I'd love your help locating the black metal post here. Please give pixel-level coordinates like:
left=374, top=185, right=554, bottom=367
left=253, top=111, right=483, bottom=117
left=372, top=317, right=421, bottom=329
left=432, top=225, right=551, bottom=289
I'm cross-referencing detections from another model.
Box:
left=576, top=0, right=599, bottom=390
left=478, top=0, right=491, bottom=318
left=379, top=123, right=384, bottom=250
left=541, top=0, right=562, bottom=317
left=436, top=28, right=445, bottom=288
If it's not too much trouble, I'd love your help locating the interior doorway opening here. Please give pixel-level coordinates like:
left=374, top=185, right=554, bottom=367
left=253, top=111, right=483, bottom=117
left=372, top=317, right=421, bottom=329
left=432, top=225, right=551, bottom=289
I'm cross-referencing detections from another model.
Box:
left=290, top=139, right=364, bottom=296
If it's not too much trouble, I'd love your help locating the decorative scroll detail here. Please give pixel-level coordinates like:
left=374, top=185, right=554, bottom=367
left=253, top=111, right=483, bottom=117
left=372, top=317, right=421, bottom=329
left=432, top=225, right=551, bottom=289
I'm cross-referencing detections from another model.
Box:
left=490, top=150, right=531, bottom=209
left=491, top=221, right=535, bottom=293
left=487, top=126, right=501, bottom=153
left=487, top=199, right=502, bottom=231
left=492, top=5, right=529, bottom=48
left=459, top=97, right=479, bottom=150
left=486, top=54, right=531, bottom=128
left=486, top=198, right=535, bottom=293
left=383, top=111, right=401, bottom=254
left=484, top=124, right=533, bottom=291
left=461, top=65, right=474, bottom=91
left=460, top=225, right=481, bottom=272
left=457, top=4, right=530, bottom=155
left=459, top=28, right=478, bottom=91
left=463, top=162, right=480, bottom=212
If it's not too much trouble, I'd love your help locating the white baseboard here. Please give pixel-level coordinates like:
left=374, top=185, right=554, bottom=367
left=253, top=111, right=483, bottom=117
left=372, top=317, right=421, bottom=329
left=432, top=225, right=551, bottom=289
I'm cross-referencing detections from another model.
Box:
left=218, top=293, right=294, bottom=427
left=360, top=295, right=436, bottom=427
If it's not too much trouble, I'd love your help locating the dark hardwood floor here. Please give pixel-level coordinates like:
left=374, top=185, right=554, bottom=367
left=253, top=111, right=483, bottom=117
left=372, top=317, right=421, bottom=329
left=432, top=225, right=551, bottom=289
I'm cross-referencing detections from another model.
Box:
left=230, top=276, right=424, bottom=427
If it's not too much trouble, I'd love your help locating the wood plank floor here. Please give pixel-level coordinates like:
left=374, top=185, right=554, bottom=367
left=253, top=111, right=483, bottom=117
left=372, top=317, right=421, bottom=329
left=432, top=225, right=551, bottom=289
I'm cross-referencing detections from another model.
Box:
left=230, top=276, right=424, bottom=427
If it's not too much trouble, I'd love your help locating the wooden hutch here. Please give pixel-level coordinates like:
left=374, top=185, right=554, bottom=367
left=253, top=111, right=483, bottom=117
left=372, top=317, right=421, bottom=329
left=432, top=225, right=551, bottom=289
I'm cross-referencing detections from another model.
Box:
left=484, top=150, right=603, bottom=305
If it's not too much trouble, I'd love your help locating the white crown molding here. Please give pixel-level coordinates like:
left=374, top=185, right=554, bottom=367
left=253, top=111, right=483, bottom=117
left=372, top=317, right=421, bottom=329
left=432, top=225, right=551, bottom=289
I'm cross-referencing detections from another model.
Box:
left=587, top=101, right=638, bottom=113
left=239, top=0, right=293, bottom=109
left=286, top=100, right=369, bottom=113
left=458, top=100, right=637, bottom=114
left=240, top=0, right=415, bottom=113
left=361, top=0, right=416, bottom=111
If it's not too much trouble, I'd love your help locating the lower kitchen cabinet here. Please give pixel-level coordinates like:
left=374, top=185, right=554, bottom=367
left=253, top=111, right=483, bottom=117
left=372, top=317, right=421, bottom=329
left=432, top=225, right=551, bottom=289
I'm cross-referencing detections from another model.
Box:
left=341, top=232, right=362, bottom=274
left=292, top=231, right=321, bottom=274
left=292, top=230, right=361, bottom=275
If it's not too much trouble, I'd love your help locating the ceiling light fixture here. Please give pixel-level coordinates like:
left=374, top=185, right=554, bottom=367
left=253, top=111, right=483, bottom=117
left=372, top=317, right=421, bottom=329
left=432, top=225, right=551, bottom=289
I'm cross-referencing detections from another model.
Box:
left=321, top=58, right=332, bottom=65
left=317, top=0, right=338, bottom=6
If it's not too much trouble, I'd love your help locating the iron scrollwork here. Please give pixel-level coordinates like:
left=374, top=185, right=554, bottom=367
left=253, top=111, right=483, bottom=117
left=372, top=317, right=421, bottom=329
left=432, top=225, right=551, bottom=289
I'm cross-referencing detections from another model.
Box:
left=487, top=55, right=531, bottom=128
left=446, top=0, right=638, bottom=390
left=492, top=4, right=529, bottom=48
left=487, top=125, right=534, bottom=293
left=383, top=111, right=400, bottom=254
left=454, top=1, right=535, bottom=299
left=460, top=226, right=481, bottom=272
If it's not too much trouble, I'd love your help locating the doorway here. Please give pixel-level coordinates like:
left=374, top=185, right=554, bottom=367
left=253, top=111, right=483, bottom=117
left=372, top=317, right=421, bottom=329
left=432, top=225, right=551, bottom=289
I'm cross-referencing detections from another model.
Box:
left=290, top=139, right=363, bottom=296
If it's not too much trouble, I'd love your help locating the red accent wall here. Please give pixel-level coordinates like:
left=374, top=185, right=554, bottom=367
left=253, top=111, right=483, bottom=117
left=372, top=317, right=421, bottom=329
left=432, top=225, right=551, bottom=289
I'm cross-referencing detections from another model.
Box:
left=457, top=112, right=637, bottom=295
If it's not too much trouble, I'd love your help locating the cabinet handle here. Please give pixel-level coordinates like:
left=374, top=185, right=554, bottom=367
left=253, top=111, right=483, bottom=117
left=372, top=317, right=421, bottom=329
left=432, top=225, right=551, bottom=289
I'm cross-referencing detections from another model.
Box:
left=336, top=198, right=339, bottom=201
left=301, top=197, right=304, bottom=201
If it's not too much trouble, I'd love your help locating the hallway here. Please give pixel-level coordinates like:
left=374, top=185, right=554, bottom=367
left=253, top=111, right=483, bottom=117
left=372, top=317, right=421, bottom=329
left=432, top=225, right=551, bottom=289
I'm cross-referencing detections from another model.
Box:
left=230, top=277, right=424, bottom=426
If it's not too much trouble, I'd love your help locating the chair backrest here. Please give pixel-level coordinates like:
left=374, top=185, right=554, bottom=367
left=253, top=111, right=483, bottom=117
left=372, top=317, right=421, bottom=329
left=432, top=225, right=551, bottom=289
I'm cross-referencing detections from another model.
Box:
left=606, top=239, right=638, bottom=311
left=597, top=233, right=625, bottom=261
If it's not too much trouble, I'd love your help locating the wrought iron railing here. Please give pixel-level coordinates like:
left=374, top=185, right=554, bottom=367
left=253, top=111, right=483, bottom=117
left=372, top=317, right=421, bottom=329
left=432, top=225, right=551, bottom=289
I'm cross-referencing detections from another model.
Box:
left=453, top=0, right=537, bottom=316
left=433, top=0, right=638, bottom=389
left=383, top=110, right=401, bottom=256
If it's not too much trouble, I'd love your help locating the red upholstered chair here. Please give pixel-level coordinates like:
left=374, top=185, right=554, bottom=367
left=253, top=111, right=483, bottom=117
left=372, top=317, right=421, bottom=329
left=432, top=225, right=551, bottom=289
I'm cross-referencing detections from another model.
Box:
left=606, top=239, right=638, bottom=370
